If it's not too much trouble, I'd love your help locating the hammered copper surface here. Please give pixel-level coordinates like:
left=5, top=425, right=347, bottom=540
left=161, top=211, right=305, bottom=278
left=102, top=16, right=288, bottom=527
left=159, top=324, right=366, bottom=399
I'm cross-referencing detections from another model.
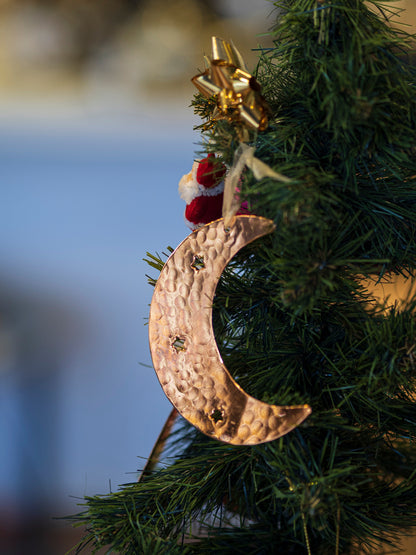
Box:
left=149, top=215, right=311, bottom=445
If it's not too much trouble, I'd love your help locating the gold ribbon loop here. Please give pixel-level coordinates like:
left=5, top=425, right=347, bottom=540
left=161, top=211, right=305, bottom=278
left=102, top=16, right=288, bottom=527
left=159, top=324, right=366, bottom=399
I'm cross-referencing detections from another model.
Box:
left=223, top=144, right=291, bottom=228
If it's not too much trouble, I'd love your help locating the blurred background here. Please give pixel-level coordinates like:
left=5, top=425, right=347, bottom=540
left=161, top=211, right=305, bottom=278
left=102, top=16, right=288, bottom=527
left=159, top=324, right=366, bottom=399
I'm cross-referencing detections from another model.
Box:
left=0, top=1, right=415, bottom=553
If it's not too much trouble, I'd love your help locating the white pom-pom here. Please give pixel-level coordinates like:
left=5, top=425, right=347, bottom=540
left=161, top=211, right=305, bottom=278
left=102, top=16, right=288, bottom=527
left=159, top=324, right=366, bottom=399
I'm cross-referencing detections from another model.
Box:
left=178, top=161, right=199, bottom=204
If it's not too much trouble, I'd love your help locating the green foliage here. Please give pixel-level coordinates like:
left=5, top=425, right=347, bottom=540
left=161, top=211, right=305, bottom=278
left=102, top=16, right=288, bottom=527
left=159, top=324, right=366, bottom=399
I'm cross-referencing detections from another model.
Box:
left=71, top=1, right=416, bottom=553
left=143, top=248, right=173, bottom=286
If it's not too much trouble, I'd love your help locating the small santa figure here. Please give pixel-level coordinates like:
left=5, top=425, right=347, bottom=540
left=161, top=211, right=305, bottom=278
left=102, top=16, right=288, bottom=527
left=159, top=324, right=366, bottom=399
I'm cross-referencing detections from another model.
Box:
left=178, top=153, right=226, bottom=230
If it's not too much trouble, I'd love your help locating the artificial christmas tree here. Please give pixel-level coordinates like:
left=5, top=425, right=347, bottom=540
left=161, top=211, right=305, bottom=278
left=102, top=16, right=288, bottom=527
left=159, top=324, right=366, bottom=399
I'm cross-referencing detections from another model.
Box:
left=70, top=1, right=416, bottom=553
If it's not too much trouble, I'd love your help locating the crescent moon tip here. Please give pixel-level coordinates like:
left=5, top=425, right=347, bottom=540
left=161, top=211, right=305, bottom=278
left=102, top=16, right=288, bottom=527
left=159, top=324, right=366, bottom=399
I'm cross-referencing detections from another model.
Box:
left=293, top=404, right=312, bottom=420
left=274, top=403, right=312, bottom=428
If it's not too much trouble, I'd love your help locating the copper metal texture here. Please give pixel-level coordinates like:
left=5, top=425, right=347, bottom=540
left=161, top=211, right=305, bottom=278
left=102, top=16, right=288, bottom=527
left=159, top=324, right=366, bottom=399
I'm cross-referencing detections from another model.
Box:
left=149, top=215, right=312, bottom=445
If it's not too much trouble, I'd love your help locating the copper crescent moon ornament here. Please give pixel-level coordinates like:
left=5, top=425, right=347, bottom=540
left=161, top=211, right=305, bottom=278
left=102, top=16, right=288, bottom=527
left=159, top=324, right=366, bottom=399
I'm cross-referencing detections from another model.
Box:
left=149, top=215, right=312, bottom=445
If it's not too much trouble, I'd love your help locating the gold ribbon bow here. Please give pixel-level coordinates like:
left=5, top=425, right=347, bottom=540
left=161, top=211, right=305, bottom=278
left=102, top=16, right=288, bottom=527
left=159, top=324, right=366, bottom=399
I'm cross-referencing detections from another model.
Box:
left=192, top=37, right=268, bottom=141
left=192, top=37, right=288, bottom=227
